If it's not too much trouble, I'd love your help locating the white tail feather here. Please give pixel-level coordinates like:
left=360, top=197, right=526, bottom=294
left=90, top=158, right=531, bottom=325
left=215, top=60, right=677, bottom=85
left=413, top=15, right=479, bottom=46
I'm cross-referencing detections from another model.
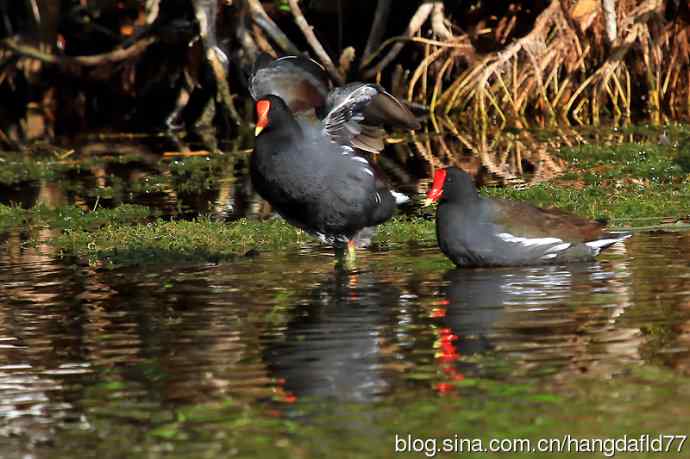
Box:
left=391, top=191, right=409, bottom=205
left=585, top=233, right=631, bottom=255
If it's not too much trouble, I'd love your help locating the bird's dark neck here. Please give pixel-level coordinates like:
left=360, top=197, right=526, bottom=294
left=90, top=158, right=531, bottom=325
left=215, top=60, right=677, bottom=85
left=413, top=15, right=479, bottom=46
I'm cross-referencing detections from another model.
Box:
left=268, top=113, right=303, bottom=142
left=443, top=189, right=480, bottom=207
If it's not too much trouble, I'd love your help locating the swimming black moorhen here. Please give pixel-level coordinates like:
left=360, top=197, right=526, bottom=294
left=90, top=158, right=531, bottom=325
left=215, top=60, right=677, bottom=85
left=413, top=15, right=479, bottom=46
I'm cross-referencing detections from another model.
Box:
left=249, top=55, right=420, bottom=248
left=425, top=167, right=631, bottom=267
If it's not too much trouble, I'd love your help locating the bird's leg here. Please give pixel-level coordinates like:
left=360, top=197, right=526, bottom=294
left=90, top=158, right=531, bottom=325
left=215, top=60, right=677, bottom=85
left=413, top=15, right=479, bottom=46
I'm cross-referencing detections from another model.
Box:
left=334, top=240, right=357, bottom=271
left=347, top=239, right=357, bottom=262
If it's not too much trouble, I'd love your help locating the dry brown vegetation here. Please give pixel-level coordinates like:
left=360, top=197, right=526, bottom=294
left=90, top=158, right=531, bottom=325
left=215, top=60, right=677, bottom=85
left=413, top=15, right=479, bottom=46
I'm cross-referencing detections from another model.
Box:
left=414, top=0, right=689, bottom=126
left=238, top=0, right=690, bottom=127
left=1, top=0, right=689, bottom=149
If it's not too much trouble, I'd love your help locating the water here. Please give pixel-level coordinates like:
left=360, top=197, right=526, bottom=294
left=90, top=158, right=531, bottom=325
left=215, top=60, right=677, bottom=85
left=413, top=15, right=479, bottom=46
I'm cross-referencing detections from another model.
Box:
left=1, top=228, right=690, bottom=458
left=2, top=130, right=690, bottom=457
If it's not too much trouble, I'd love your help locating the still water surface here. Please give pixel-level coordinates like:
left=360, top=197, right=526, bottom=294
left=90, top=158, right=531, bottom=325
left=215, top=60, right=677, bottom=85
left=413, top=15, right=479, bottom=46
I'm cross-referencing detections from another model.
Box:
left=1, top=227, right=690, bottom=457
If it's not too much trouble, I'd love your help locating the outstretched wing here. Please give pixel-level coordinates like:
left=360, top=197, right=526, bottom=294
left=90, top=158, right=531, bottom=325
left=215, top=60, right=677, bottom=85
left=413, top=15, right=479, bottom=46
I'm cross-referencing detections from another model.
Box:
left=322, top=83, right=420, bottom=154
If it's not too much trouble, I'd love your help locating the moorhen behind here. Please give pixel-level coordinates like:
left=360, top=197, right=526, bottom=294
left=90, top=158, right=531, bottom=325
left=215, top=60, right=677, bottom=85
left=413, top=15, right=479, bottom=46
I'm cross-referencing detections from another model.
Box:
left=250, top=55, right=419, bottom=154
left=250, top=55, right=420, bottom=248
left=425, top=167, right=630, bottom=267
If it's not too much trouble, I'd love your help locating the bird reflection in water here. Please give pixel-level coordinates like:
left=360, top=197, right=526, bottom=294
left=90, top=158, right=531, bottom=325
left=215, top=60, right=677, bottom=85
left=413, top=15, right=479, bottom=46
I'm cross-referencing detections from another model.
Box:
left=263, top=267, right=403, bottom=404
left=431, top=266, right=578, bottom=394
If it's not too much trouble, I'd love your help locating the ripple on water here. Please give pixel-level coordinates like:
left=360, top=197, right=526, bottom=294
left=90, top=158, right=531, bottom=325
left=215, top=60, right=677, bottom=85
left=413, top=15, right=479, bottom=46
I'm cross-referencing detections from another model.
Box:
left=0, top=232, right=690, bottom=457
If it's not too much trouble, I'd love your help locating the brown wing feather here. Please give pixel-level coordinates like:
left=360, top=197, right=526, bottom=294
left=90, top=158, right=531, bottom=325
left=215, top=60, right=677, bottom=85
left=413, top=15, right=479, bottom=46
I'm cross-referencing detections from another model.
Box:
left=491, top=199, right=606, bottom=242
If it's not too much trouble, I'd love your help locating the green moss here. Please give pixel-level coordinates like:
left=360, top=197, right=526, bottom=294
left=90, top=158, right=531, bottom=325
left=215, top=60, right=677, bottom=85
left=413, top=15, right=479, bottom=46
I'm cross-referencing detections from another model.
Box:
left=167, top=155, right=235, bottom=194
left=4, top=125, right=690, bottom=264
left=0, top=151, right=108, bottom=185
left=51, top=218, right=313, bottom=265
left=557, top=142, right=684, bottom=182
left=3, top=175, right=690, bottom=266
left=0, top=153, right=50, bottom=184
left=1, top=201, right=439, bottom=265
left=0, top=202, right=151, bottom=235
left=484, top=135, right=690, bottom=227
left=483, top=181, right=690, bottom=225
left=0, top=204, right=27, bottom=232
left=129, top=175, right=168, bottom=194
left=47, top=215, right=436, bottom=266
left=40, top=204, right=152, bottom=230
left=676, top=136, right=690, bottom=172
left=0, top=150, right=237, bottom=203
left=373, top=217, right=435, bottom=246
left=0, top=202, right=308, bottom=264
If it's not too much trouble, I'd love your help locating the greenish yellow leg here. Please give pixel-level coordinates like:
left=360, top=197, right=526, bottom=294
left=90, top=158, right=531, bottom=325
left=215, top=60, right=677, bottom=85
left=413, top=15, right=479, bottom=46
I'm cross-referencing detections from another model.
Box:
left=335, top=241, right=357, bottom=271
left=347, top=240, right=356, bottom=261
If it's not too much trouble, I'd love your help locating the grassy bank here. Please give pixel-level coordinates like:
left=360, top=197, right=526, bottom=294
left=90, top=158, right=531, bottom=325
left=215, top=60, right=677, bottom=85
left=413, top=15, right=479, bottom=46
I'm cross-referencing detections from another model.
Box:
left=0, top=202, right=435, bottom=265
left=486, top=137, right=690, bottom=227
left=1, top=131, right=689, bottom=266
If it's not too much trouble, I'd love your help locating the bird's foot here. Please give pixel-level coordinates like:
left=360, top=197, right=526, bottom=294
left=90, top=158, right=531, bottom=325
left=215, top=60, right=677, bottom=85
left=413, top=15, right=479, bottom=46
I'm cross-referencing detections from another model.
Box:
left=335, top=240, right=357, bottom=271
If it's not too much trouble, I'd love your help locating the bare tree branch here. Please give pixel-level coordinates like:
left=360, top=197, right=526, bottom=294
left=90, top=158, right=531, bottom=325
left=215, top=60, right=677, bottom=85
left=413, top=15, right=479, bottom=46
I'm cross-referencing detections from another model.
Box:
left=207, top=48, right=241, bottom=126
left=339, top=46, right=356, bottom=76
left=602, top=0, right=618, bottom=44
left=1, top=36, right=157, bottom=67
left=247, top=0, right=300, bottom=55
left=431, top=1, right=452, bottom=39
left=361, top=0, right=392, bottom=69
left=362, top=1, right=434, bottom=79
left=237, top=2, right=259, bottom=60
left=287, top=0, right=345, bottom=84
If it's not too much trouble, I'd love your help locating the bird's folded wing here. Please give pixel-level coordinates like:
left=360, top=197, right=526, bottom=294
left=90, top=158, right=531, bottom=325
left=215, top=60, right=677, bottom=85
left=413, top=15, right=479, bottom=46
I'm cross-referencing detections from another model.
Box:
left=491, top=200, right=606, bottom=242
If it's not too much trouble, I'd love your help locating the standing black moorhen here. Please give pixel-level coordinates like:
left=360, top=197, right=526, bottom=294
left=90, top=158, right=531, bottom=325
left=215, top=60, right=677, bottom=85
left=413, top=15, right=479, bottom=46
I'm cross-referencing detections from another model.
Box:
left=249, top=55, right=420, bottom=250
left=425, top=167, right=631, bottom=267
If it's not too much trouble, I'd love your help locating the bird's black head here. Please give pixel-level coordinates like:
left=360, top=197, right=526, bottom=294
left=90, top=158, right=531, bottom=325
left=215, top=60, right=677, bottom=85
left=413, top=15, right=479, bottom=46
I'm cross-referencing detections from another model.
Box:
left=425, top=167, right=479, bottom=205
left=254, top=94, right=299, bottom=137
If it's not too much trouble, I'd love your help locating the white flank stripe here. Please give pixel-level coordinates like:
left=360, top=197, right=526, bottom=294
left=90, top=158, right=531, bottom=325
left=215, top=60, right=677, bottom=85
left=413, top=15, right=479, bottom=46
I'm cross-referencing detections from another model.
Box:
left=362, top=168, right=374, bottom=176
left=546, top=242, right=571, bottom=253
left=541, top=253, right=559, bottom=260
left=585, top=237, right=627, bottom=250
left=352, top=156, right=369, bottom=164
left=496, top=233, right=563, bottom=247
left=391, top=191, right=409, bottom=205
